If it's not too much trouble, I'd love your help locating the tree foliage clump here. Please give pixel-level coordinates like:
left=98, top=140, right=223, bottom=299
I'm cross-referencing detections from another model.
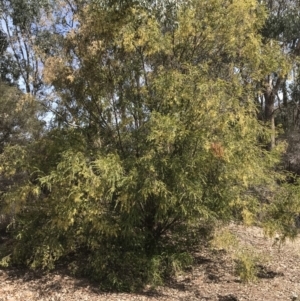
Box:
left=1, top=0, right=300, bottom=290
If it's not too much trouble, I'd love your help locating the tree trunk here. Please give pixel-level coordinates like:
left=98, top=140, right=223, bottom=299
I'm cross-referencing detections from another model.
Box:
left=264, top=76, right=282, bottom=150
left=264, top=87, right=275, bottom=150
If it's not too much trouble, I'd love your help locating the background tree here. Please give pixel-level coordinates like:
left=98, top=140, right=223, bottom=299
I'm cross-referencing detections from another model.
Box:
left=257, top=1, right=300, bottom=148
left=0, top=9, right=45, bottom=230
left=259, top=0, right=300, bottom=173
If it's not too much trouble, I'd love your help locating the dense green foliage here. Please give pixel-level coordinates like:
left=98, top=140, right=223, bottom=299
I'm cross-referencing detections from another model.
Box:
left=1, top=0, right=300, bottom=290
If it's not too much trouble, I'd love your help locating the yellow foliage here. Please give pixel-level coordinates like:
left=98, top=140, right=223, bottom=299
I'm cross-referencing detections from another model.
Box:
left=3, top=0, right=296, bottom=287
left=44, top=57, right=66, bottom=84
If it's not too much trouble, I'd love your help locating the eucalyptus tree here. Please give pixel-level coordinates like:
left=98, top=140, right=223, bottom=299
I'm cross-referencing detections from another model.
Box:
left=0, top=0, right=79, bottom=96
left=257, top=0, right=300, bottom=148
left=0, top=1, right=48, bottom=231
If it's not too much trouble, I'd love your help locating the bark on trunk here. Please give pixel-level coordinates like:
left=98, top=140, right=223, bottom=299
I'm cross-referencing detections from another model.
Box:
left=264, top=76, right=282, bottom=150
left=264, top=88, right=275, bottom=150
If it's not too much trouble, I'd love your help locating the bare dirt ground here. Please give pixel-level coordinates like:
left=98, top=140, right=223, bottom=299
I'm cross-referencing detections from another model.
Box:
left=0, top=224, right=300, bottom=301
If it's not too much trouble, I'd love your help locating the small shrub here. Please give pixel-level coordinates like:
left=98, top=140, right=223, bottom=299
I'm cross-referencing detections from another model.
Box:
left=235, top=250, right=260, bottom=283
left=211, top=227, right=266, bottom=283
left=210, top=228, right=238, bottom=251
